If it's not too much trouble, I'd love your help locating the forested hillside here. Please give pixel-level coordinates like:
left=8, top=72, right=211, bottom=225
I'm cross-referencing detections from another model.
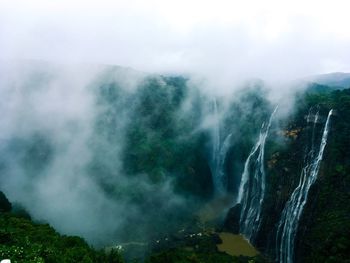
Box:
left=0, top=65, right=349, bottom=262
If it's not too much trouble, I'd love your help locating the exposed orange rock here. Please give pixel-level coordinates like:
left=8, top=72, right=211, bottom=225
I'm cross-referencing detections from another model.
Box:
left=282, top=128, right=301, bottom=139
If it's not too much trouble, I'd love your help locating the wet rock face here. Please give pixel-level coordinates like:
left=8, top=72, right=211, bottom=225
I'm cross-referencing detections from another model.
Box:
left=223, top=204, right=241, bottom=234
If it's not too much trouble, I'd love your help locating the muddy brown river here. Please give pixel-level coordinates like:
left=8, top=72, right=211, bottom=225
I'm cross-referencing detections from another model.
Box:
left=217, top=232, right=258, bottom=257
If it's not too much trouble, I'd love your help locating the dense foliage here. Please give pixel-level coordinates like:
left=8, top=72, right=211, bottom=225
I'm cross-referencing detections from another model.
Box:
left=1, top=65, right=349, bottom=262
left=253, top=88, right=350, bottom=262
left=146, top=249, right=265, bottom=263
left=0, top=192, right=123, bottom=263
left=297, top=89, right=350, bottom=263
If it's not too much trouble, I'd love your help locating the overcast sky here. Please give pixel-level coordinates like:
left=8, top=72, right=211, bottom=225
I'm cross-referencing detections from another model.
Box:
left=1, top=0, right=350, bottom=83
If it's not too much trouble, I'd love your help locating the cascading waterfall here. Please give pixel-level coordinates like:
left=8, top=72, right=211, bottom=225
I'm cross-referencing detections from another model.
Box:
left=275, top=109, right=333, bottom=263
left=212, top=98, right=221, bottom=192
left=216, top=133, right=232, bottom=193
left=211, top=98, right=232, bottom=195
left=237, top=106, right=278, bottom=242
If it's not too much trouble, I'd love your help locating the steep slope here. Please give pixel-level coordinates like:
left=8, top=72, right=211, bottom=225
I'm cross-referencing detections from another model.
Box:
left=0, top=192, right=123, bottom=263
left=310, top=72, right=350, bottom=89
left=255, top=88, right=350, bottom=262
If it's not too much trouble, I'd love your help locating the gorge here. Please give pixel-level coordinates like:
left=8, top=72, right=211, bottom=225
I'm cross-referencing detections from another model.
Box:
left=0, top=62, right=349, bottom=262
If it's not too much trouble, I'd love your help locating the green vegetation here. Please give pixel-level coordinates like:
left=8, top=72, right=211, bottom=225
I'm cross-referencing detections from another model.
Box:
left=89, top=76, right=213, bottom=199
left=256, top=88, right=350, bottom=261
left=122, top=76, right=212, bottom=197
left=145, top=232, right=267, bottom=263
left=1, top=73, right=349, bottom=262
left=146, top=249, right=265, bottom=263
left=223, top=84, right=272, bottom=193
left=0, top=192, right=123, bottom=263
left=297, top=89, right=350, bottom=262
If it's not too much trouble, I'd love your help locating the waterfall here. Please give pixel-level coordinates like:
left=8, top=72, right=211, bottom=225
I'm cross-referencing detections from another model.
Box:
left=237, top=106, right=278, bottom=242
left=212, top=98, right=221, bottom=191
left=211, top=98, right=232, bottom=195
left=215, top=133, right=233, bottom=193
left=275, top=109, right=333, bottom=263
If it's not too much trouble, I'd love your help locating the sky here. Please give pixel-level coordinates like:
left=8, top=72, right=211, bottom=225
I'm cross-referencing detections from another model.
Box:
left=1, top=0, right=350, bottom=83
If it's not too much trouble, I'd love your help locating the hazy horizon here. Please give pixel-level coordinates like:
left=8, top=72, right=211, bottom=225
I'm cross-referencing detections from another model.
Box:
left=1, top=0, right=350, bottom=86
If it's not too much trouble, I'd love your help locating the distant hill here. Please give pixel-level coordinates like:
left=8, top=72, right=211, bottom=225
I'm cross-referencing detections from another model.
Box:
left=307, top=72, right=350, bottom=89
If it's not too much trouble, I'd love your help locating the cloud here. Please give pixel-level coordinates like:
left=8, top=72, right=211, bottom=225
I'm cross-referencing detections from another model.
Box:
left=0, top=62, right=195, bottom=248
left=1, top=0, right=350, bottom=85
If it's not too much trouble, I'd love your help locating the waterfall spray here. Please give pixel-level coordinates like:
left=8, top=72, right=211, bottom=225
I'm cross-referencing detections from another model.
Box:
left=211, top=98, right=221, bottom=193
left=237, top=106, right=278, bottom=242
left=275, top=109, right=333, bottom=263
left=211, top=98, right=232, bottom=195
left=216, top=133, right=232, bottom=193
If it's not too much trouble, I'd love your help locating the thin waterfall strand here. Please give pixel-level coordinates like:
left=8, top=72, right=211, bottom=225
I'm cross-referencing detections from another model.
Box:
left=216, top=133, right=232, bottom=193
left=211, top=98, right=221, bottom=193
left=237, top=106, right=278, bottom=242
left=211, top=98, right=232, bottom=194
left=276, top=109, right=333, bottom=263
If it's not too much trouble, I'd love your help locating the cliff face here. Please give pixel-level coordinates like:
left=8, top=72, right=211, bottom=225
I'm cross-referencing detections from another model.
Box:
left=224, top=90, right=350, bottom=262
left=294, top=93, right=350, bottom=263
left=226, top=89, right=350, bottom=262
left=1, top=62, right=349, bottom=262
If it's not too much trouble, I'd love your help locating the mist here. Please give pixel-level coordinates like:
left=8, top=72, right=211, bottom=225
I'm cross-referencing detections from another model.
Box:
left=0, top=62, right=189, bottom=246
left=0, top=60, right=278, bottom=250
left=0, top=0, right=350, bottom=255
left=1, top=0, right=350, bottom=85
